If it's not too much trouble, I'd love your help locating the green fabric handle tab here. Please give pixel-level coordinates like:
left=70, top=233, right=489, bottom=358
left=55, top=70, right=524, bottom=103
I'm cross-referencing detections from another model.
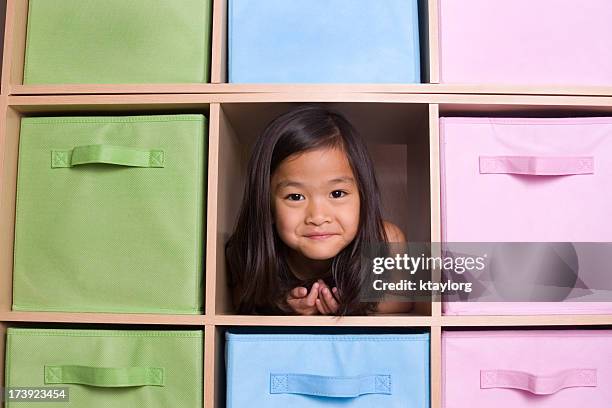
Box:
left=51, top=144, right=165, bottom=168
left=44, top=365, right=165, bottom=387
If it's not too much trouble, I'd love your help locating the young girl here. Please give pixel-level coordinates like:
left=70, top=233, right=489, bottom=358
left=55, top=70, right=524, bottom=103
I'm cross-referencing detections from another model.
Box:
left=226, top=105, right=411, bottom=315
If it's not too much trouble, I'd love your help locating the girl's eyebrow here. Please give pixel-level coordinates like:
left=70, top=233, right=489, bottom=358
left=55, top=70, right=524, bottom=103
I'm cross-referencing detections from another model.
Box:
left=275, top=180, right=304, bottom=190
left=328, top=177, right=355, bottom=185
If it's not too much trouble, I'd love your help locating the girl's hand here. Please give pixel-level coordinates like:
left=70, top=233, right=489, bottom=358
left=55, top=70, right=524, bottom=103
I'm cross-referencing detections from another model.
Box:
left=286, top=282, right=321, bottom=315
left=315, top=279, right=340, bottom=315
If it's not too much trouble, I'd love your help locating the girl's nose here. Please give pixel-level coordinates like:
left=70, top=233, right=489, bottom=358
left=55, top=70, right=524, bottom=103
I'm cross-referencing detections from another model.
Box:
left=305, top=199, right=332, bottom=225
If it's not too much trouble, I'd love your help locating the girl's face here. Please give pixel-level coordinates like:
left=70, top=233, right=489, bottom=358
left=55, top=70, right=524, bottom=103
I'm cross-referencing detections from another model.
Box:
left=271, top=147, right=360, bottom=261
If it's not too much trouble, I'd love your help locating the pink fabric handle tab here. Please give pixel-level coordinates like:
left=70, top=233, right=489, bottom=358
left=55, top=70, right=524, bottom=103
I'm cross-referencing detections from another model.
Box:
left=480, top=369, right=597, bottom=395
left=479, top=156, right=594, bottom=176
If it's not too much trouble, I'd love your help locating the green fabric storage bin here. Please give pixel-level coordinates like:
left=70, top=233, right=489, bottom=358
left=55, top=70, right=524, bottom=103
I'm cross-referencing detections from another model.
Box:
left=5, top=328, right=203, bottom=407
left=13, top=115, right=206, bottom=314
left=24, top=0, right=212, bottom=84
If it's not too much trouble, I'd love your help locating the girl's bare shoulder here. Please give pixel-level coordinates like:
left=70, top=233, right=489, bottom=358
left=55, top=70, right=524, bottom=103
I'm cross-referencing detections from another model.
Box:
left=383, top=221, right=406, bottom=243
left=377, top=221, right=413, bottom=314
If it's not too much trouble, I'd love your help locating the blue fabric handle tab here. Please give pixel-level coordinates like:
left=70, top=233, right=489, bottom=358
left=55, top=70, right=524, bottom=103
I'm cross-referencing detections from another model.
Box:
left=270, top=373, right=392, bottom=398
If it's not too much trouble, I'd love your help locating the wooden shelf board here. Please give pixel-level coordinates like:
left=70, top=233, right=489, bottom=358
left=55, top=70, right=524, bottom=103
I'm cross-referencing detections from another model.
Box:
left=441, top=314, right=612, bottom=327
left=0, top=311, right=208, bottom=325
left=9, top=83, right=612, bottom=97
left=8, top=92, right=612, bottom=109
left=213, top=314, right=434, bottom=327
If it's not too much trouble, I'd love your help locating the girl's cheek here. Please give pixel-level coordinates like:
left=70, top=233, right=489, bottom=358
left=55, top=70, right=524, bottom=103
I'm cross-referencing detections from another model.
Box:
left=273, top=203, right=299, bottom=225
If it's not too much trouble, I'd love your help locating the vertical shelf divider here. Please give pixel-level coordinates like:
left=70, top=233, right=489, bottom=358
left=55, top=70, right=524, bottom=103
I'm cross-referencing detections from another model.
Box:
left=427, top=0, right=440, bottom=83
left=3, top=0, right=27, bottom=95
left=205, top=102, right=222, bottom=408
left=211, top=0, right=228, bottom=84
left=1, top=101, right=16, bottom=314
left=430, top=325, right=442, bottom=408
left=429, top=103, right=442, bottom=408
left=1, top=0, right=7, bottom=95
left=206, top=103, right=222, bottom=318
left=0, top=322, right=6, bottom=389
left=1, top=0, right=13, bottom=95
left=204, top=324, right=217, bottom=408
left=429, top=103, right=442, bottom=318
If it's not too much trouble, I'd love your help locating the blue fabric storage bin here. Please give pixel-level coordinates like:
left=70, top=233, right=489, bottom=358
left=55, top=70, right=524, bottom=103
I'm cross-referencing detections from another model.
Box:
left=228, top=0, right=421, bottom=83
left=226, top=332, right=430, bottom=407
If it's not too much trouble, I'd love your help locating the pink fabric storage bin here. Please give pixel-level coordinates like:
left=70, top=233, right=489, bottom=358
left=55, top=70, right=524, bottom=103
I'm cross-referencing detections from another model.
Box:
left=441, top=117, right=612, bottom=315
left=443, top=330, right=612, bottom=408
left=438, top=0, right=612, bottom=86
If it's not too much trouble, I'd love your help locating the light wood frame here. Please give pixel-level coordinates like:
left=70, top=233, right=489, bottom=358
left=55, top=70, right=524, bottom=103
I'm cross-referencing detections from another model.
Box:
left=2, top=1, right=612, bottom=407
left=3, top=0, right=612, bottom=96
left=2, top=94, right=612, bottom=408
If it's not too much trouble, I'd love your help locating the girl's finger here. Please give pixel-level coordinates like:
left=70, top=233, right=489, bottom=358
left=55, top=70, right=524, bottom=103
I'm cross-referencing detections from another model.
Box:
left=332, top=287, right=339, bottom=300
left=286, top=299, right=302, bottom=315
left=305, top=283, right=319, bottom=307
left=321, top=287, right=339, bottom=312
left=290, top=286, right=307, bottom=299
left=315, top=298, right=327, bottom=315
left=319, top=297, right=331, bottom=314
left=289, top=298, right=314, bottom=315
left=323, top=295, right=334, bottom=314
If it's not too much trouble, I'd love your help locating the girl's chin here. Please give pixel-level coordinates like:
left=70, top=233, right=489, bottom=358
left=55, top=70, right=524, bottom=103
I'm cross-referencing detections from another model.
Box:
left=300, top=247, right=344, bottom=261
left=303, top=253, right=338, bottom=261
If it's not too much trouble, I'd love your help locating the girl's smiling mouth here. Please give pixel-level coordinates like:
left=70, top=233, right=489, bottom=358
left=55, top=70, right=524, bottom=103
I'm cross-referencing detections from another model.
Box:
left=303, top=233, right=339, bottom=240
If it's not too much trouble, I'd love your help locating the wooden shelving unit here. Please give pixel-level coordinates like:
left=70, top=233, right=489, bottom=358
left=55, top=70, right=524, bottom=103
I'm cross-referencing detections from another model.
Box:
left=2, top=1, right=612, bottom=408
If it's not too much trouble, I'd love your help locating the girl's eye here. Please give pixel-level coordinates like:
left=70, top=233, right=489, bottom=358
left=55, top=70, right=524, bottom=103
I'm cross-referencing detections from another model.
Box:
left=285, top=194, right=305, bottom=201
left=330, top=190, right=347, bottom=199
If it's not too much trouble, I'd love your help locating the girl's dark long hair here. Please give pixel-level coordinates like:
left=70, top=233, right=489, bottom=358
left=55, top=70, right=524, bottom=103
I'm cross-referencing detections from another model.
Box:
left=225, top=105, right=387, bottom=315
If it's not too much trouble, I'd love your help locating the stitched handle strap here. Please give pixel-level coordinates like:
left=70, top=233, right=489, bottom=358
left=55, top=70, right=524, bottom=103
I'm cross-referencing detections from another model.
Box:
left=51, top=144, right=165, bottom=168
left=480, top=369, right=597, bottom=395
left=45, top=365, right=165, bottom=387
left=270, top=373, right=391, bottom=398
left=479, top=156, right=594, bottom=176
